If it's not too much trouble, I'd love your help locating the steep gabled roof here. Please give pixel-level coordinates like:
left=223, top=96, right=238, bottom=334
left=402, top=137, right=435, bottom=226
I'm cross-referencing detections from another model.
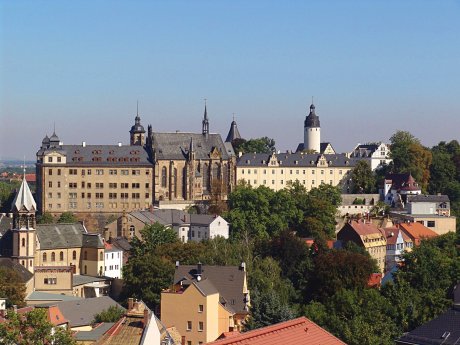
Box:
left=36, top=223, right=86, bottom=249
left=397, top=222, right=438, bottom=242
left=206, top=316, right=346, bottom=345
left=0, top=257, right=33, bottom=283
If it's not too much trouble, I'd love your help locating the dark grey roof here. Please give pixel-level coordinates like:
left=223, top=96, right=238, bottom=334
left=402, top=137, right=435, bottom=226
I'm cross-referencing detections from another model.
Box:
left=49, top=296, right=123, bottom=327
left=408, top=195, right=450, bottom=203
left=225, top=120, right=241, bottom=143
left=237, top=152, right=354, bottom=168
left=130, top=115, right=145, bottom=134
left=350, top=143, right=384, bottom=158
left=109, top=237, right=132, bottom=251
left=152, top=132, right=230, bottom=160
left=304, top=104, right=320, bottom=128
left=82, top=233, right=104, bottom=248
left=72, top=275, right=109, bottom=287
left=174, top=265, right=247, bottom=314
left=0, top=257, right=33, bottom=283
left=130, top=209, right=222, bottom=227
left=37, top=144, right=152, bottom=166
left=296, top=142, right=335, bottom=154
left=36, top=223, right=87, bottom=250
left=74, top=322, right=115, bottom=341
left=396, top=306, right=460, bottom=345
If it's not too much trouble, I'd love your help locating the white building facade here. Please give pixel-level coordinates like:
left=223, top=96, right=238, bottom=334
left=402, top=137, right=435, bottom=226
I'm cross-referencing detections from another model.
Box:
left=104, top=243, right=123, bottom=279
left=349, top=142, right=392, bottom=171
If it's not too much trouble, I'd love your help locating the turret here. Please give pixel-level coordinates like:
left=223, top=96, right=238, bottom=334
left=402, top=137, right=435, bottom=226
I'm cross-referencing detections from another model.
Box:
left=303, top=103, right=321, bottom=153
left=202, top=101, right=209, bottom=137
left=130, top=105, right=146, bottom=146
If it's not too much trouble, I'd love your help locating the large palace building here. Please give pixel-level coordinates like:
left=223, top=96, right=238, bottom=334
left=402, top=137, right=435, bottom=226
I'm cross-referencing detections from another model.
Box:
left=36, top=107, right=236, bottom=226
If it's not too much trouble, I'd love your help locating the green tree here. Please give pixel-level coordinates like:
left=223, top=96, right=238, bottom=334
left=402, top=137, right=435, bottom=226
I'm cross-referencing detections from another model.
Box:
left=232, top=137, right=276, bottom=154
left=0, top=181, right=20, bottom=212
left=350, top=160, right=376, bottom=193
left=93, top=305, right=125, bottom=323
left=389, top=131, right=432, bottom=191
left=37, top=212, right=54, bottom=224
left=57, top=212, right=77, bottom=223
left=0, top=308, right=76, bottom=345
left=133, top=222, right=179, bottom=255
left=0, top=267, right=26, bottom=307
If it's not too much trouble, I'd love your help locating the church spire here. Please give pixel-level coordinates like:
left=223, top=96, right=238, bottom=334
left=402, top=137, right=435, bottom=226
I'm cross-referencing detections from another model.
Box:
left=11, top=174, right=36, bottom=213
left=202, top=99, right=209, bottom=136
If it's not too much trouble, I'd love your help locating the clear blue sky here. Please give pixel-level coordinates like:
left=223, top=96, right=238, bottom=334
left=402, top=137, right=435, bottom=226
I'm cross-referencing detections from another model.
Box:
left=1, top=0, right=459, bottom=160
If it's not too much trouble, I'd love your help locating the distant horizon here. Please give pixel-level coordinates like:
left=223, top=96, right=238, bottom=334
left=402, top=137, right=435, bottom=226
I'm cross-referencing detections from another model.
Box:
left=1, top=1, right=459, bottom=159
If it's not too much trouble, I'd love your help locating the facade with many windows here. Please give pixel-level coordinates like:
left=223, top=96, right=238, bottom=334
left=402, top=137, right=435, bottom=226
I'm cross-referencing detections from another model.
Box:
left=236, top=152, right=355, bottom=192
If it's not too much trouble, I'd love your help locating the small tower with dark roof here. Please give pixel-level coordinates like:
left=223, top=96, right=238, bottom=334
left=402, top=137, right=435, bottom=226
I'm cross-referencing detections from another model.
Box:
left=49, top=130, right=61, bottom=148
left=225, top=116, right=242, bottom=143
left=130, top=106, right=146, bottom=146
left=202, top=101, right=209, bottom=137
left=304, top=102, right=321, bottom=153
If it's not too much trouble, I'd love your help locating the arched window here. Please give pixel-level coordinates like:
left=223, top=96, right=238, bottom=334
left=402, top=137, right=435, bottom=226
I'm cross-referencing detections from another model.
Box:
left=161, top=167, right=167, bottom=188
left=21, top=238, right=25, bottom=247
left=173, top=168, right=178, bottom=198
left=51, top=252, right=55, bottom=261
left=43, top=253, right=47, bottom=262
left=99, top=252, right=103, bottom=261
left=84, top=251, right=88, bottom=260
left=59, top=251, right=64, bottom=261
left=203, top=163, right=210, bottom=191
left=72, top=250, right=77, bottom=260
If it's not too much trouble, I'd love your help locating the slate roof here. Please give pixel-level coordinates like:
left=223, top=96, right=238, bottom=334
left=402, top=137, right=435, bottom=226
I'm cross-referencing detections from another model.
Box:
left=152, top=132, right=230, bottom=160
left=26, top=291, right=83, bottom=303
left=74, top=322, right=115, bottom=341
left=237, top=152, right=354, bottom=167
left=11, top=177, right=36, bottom=212
left=130, top=209, right=223, bottom=227
left=295, top=142, right=334, bottom=154
left=36, top=223, right=99, bottom=250
left=408, top=194, right=450, bottom=203
left=72, top=275, right=109, bottom=287
left=0, top=214, right=13, bottom=236
left=349, top=143, right=382, bottom=158
left=109, top=237, right=132, bottom=252
left=206, top=316, right=346, bottom=345
left=174, top=264, right=247, bottom=314
left=304, top=104, right=320, bottom=128
left=396, top=306, right=460, bottom=345
left=0, top=257, right=33, bottom=282
left=49, top=296, right=123, bottom=327
left=225, top=120, right=241, bottom=143
left=37, top=144, right=152, bottom=166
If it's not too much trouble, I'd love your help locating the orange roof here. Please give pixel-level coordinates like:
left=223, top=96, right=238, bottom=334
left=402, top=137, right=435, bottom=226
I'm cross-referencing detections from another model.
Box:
left=367, top=273, right=382, bottom=288
left=47, top=305, right=68, bottom=326
left=205, top=317, right=346, bottom=345
left=383, top=227, right=412, bottom=245
left=397, top=222, right=437, bottom=243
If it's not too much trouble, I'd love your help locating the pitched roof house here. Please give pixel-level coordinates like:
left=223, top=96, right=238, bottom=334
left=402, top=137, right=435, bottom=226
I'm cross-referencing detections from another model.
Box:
left=397, top=222, right=438, bottom=246
left=205, top=316, right=346, bottom=345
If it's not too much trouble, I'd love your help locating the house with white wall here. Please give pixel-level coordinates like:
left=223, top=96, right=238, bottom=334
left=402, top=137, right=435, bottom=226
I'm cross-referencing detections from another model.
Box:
left=104, top=242, right=123, bottom=279
left=349, top=142, right=392, bottom=171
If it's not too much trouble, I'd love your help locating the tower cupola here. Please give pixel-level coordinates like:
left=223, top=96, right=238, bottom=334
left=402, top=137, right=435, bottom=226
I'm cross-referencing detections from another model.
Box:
left=130, top=104, right=146, bottom=146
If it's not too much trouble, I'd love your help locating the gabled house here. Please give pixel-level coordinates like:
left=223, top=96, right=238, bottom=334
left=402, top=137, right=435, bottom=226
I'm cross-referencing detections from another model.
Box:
left=396, top=222, right=438, bottom=246
left=381, top=173, right=421, bottom=207
left=337, top=220, right=387, bottom=272
left=349, top=142, right=392, bottom=170
left=383, top=226, right=413, bottom=272
left=161, top=263, right=250, bottom=345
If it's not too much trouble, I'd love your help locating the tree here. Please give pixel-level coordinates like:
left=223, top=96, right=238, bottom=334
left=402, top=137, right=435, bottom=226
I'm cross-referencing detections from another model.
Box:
left=0, top=181, right=20, bottom=212
left=131, top=222, right=179, bottom=256
left=350, top=161, right=376, bottom=193
left=57, top=212, right=77, bottom=223
left=37, top=212, right=54, bottom=224
left=389, top=131, right=432, bottom=191
left=93, top=305, right=125, bottom=323
left=232, top=137, right=276, bottom=154
left=0, top=308, right=76, bottom=345
left=0, top=267, right=26, bottom=307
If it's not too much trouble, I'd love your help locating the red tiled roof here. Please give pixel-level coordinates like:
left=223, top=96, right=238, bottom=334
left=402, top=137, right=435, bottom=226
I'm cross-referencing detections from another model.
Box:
left=25, top=173, right=36, bottom=183
left=47, top=305, right=68, bottom=326
left=348, top=220, right=383, bottom=236
left=367, top=273, right=382, bottom=288
left=205, top=317, right=346, bottom=345
left=384, top=227, right=412, bottom=245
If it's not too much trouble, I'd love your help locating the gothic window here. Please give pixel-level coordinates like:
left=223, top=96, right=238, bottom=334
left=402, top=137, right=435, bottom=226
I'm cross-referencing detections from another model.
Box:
left=43, top=253, right=47, bottom=262
left=161, top=167, right=167, bottom=188
left=203, top=163, right=210, bottom=191
left=222, top=164, right=229, bottom=187
left=73, top=250, right=77, bottom=260
left=59, top=251, right=64, bottom=261
left=21, top=238, right=25, bottom=247
left=129, top=225, right=135, bottom=238
left=174, top=168, right=178, bottom=198
left=51, top=252, right=55, bottom=261
left=99, top=252, right=103, bottom=261
left=84, top=265, right=87, bottom=274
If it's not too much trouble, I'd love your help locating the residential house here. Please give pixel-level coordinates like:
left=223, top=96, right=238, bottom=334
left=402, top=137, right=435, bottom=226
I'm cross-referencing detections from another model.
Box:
left=161, top=263, right=250, bottom=345
left=348, top=142, right=392, bottom=170
left=381, top=173, right=421, bottom=206
left=103, top=242, right=123, bottom=279
left=205, top=316, right=346, bottom=345
left=383, top=226, right=413, bottom=272
left=396, top=222, right=438, bottom=246
left=337, top=220, right=387, bottom=272
left=338, top=194, right=380, bottom=216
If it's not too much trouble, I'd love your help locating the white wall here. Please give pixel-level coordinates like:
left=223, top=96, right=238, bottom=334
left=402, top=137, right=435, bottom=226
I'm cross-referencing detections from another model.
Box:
left=104, top=250, right=123, bottom=278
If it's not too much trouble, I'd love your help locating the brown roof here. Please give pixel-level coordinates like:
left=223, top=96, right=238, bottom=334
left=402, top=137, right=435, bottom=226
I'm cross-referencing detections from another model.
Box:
left=348, top=220, right=383, bottom=236
left=384, top=227, right=412, bottom=245
left=46, top=305, right=68, bottom=326
left=205, top=317, right=346, bottom=345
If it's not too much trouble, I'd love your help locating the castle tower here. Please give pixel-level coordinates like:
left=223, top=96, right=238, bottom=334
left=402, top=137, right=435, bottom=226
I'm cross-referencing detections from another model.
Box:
left=130, top=104, right=146, bottom=146
left=11, top=174, right=37, bottom=273
left=304, top=103, right=321, bottom=153
left=202, top=101, right=209, bottom=137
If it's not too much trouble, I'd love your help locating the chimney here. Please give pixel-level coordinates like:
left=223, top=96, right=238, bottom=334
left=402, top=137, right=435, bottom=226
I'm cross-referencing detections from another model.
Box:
left=128, top=298, right=134, bottom=310
left=240, top=262, right=246, bottom=271
left=143, top=308, right=149, bottom=328
left=238, top=151, right=243, bottom=158
left=197, top=262, right=202, bottom=275
left=82, top=141, right=86, bottom=147
left=175, top=260, right=180, bottom=268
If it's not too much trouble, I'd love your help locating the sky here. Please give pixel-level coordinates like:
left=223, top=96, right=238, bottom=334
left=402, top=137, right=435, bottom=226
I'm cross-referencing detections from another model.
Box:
left=1, top=0, right=459, bottom=160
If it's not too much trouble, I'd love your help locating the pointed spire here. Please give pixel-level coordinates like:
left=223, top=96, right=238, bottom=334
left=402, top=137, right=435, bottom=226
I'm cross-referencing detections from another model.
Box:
left=202, top=99, right=209, bottom=136
left=11, top=175, right=36, bottom=213
left=226, top=115, right=241, bottom=142
left=190, top=136, right=194, bottom=152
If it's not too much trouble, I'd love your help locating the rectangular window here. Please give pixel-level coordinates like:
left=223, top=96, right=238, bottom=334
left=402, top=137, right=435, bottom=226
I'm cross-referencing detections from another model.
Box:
left=145, top=183, right=149, bottom=188
left=145, top=193, right=150, bottom=199
left=121, top=183, right=129, bottom=189
left=48, top=181, right=52, bottom=188
left=87, top=169, right=92, bottom=175
left=109, top=183, right=117, bottom=188
left=198, top=321, right=204, bottom=331
left=48, top=157, right=53, bottom=163
left=132, top=170, right=140, bottom=175
left=69, top=193, right=77, bottom=199
left=57, top=181, right=61, bottom=188
left=96, top=193, right=104, bottom=199
left=57, top=169, right=61, bottom=175
left=48, top=169, right=53, bottom=175
left=321, top=170, right=324, bottom=175
left=121, top=170, right=129, bottom=175
left=69, top=202, right=77, bottom=209
left=81, top=181, right=85, bottom=188
left=187, top=321, right=192, bottom=331
left=87, top=193, right=91, bottom=199
left=131, top=183, right=140, bottom=188
left=69, top=182, right=77, bottom=188
left=312, top=170, right=315, bottom=174
left=69, top=169, right=77, bottom=175
left=427, top=220, right=435, bottom=227
left=57, top=192, right=61, bottom=198
left=96, top=202, right=104, bottom=208
left=109, top=169, right=117, bottom=175
left=198, top=304, right=204, bottom=312
left=57, top=157, right=61, bottom=162
left=96, top=183, right=104, bottom=189
left=96, top=169, right=104, bottom=175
